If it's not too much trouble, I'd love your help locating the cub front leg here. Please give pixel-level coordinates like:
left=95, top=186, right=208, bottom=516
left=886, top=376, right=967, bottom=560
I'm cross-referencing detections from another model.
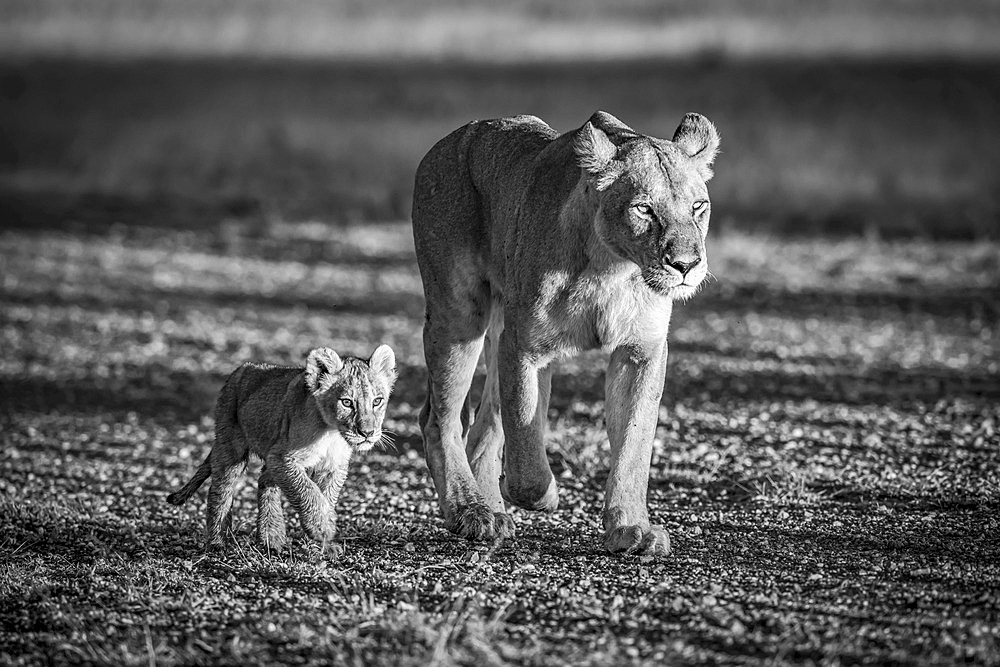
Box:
left=269, top=456, right=334, bottom=544
left=602, top=342, right=671, bottom=557
left=312, top=467, right=349, bottom=538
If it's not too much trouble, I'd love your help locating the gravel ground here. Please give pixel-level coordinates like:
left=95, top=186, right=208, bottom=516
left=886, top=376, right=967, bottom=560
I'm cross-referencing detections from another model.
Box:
left=1, top=220, right=998, bottom=664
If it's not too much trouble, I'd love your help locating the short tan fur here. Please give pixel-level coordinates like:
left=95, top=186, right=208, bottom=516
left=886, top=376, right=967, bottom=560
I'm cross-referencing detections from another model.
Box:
left=412, top=110, right=719, bottom=556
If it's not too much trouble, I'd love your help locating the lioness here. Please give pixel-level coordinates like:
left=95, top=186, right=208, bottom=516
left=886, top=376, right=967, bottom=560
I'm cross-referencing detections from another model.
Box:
left=412, top=111, right=718, bottom=556
left=167, top=345, right=397, bottom=552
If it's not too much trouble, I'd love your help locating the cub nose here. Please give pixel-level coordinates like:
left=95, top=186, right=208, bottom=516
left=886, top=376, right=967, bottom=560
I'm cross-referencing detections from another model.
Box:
left=664, top=255, right=701, bottom=276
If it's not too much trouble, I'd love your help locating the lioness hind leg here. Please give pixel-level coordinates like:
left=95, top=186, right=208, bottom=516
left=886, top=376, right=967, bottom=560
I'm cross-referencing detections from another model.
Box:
left=421, top=301, right=514, bottom=542
left=256, top=465, right=286, bottom=553
left=466, top=308, right=505, bottom=513
left=497, top=329, right=559, bottom=512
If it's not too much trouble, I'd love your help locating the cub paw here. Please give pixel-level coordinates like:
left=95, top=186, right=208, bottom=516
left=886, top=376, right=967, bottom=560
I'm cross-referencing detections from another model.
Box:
left=303, top=540, right=344, bottom=562
left=446, top=504, right=516, bottom=542
left=257, top=529, right=286, bottom=554
left=326, top=541, right=345, bottom=560
left=602, top=524, right=671, bottom=558
left=300, top=512, right=337, bottom=545
left=204, top=538, right=227, bottom=553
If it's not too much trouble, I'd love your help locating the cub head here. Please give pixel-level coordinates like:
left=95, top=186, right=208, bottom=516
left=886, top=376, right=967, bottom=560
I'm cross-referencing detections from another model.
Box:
left=304, top=344, right=397, bottom=451
left=573, top=110, right=719, bottom=300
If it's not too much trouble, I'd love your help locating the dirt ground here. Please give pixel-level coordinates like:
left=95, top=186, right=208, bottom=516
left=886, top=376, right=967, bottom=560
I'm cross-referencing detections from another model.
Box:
left=1, top=214, right=997, bottom=664
left=2, top=11, right=999, bottom=657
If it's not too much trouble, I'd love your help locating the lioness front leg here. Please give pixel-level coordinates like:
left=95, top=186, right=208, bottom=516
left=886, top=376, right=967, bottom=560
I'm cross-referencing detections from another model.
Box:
left=498, top=329, right=559, bottom=512
left=602, top=343, right=671, bottom=557
left=269, top=456, right=335, bottom=544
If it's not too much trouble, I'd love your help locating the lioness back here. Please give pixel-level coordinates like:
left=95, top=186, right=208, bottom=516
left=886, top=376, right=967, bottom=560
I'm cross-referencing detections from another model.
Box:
left=413, top=116, right=563, bottom=286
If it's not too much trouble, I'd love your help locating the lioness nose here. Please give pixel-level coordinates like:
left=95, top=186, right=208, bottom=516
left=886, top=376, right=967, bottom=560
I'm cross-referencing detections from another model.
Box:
left=359, top=428, right=375, bottom=438
left=665, top=255, right=701, bottom=275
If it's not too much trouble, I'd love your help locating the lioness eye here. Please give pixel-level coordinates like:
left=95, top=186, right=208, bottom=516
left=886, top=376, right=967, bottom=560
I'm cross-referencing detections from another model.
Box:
left=373, top=397, right=383, bottom=407
left=692, top=200, right=709, bottom=215
left=632, top=203, right=655, bottom=218
left=339, top=398, right=354, bottom=409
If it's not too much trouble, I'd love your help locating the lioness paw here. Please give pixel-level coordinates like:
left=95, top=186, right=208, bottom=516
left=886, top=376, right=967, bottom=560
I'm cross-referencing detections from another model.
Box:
left=500, top=474, right=559, bottom=512
left=603, top=524, right=671, bottom=558
left=493, top=512, right=516, bottom=539
left=447, top=504, right=515, bottom=542
left=638, top=525, right=671, bottom=557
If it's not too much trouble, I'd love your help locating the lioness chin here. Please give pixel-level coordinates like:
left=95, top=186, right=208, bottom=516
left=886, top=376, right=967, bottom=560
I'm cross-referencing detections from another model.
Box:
left=412, top=110, right=719, bottom=557
left=166, top=345, right=397, bottom=553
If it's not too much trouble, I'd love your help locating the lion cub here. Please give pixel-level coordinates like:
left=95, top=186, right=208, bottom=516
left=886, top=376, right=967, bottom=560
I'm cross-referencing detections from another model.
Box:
left=167, top=345, right=397, bottom=552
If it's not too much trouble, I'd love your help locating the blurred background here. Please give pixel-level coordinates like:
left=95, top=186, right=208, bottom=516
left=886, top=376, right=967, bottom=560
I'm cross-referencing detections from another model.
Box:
left=2, top=0, right=1000, bottom=238
left=2, top=6, right=999, bottom=663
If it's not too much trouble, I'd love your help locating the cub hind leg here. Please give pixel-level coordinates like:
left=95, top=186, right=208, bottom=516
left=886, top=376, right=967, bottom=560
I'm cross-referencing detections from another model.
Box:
left=204, top=421, right=245, bottom=550
left=256, top=464, right=286, bottom=552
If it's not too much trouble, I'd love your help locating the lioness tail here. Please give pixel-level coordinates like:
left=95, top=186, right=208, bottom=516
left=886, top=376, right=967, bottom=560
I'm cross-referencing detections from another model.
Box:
left=166, top=456, right=211, bottom=505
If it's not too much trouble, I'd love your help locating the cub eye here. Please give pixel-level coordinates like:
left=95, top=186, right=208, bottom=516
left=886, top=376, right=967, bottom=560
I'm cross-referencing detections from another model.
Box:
left=373, top=397, right=384, bottom=407
left=692, top=200, right=709, bottom=215
left=339, top=398, right=354, bottom=409
left=632, top=203, right=656, bottom=218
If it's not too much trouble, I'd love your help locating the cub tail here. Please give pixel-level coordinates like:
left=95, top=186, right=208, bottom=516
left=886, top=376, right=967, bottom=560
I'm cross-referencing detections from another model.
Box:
left=166, top=456, right=211, bottom=505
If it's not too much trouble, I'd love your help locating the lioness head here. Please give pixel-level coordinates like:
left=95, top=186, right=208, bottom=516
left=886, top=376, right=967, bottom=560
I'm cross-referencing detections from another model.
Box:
left=573, top=111, right=719, bottom=300
left=304, top=345, right=397, bottom=451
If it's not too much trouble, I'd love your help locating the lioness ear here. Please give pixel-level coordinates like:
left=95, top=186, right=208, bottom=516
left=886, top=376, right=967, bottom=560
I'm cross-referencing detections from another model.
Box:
left=587, top=110, right=636, bottom=139
left=672, top=112, right=720, bottom=180
left=573, top=121, right=618, bottom=185
left=305, top=347, right=342, bottom=394
left=369, top=344, right=397, bottom=384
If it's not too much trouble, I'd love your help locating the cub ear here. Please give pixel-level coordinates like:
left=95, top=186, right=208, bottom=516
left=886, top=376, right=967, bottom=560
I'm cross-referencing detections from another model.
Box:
left=672, top=112, right=720, bottom=180
left=573, top=121, right=619, bottom=188
left=369, top=344, right=397, bottom=383
left=305, top=347, right=342, bottom=394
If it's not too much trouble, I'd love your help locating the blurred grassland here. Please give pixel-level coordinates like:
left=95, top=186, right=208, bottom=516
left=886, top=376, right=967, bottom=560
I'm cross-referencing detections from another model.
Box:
left=2, top=4, right=999, bottom=663
left=3, top=58, right=999, bottom=239
left=3, top=0, right=1000, bottom=60
left=2, top=1, right=1000, bottom=238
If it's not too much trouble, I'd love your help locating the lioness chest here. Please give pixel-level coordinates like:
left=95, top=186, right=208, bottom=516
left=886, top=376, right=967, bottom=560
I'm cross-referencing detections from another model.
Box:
left=290, top=430, right=353, bottom=473
left=526, top=266, right=673, bottom=355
